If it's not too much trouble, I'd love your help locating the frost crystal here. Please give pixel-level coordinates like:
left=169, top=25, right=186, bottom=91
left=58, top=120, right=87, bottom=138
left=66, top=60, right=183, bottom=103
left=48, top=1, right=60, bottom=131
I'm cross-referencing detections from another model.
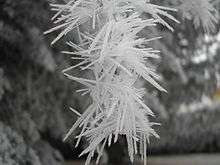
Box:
left=45, top=0, right=217, bottom=164
left=178, top=0, right=218, bottom=32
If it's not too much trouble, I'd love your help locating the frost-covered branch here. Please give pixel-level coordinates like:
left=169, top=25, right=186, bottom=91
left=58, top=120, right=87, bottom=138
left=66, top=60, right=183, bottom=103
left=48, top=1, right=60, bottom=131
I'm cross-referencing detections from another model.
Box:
left=45, top=0, right=217, bottom=164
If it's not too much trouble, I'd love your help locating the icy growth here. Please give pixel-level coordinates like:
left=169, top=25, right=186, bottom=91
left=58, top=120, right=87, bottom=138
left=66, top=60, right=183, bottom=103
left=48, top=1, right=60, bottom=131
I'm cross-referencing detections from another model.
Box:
left=178, top=0, right=218, bottom=32
left=45, top=0, right=217, bottom=164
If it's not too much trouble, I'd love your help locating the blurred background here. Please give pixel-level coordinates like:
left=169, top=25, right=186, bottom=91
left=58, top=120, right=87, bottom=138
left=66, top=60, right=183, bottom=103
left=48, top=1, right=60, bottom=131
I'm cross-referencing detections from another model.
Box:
left=0, top=0, right=220, bottom=165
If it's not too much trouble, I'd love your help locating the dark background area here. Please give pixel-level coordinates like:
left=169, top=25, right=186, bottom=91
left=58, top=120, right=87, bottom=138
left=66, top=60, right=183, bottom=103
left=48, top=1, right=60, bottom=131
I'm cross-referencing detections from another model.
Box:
left=0, top=0, right=220, bottom=165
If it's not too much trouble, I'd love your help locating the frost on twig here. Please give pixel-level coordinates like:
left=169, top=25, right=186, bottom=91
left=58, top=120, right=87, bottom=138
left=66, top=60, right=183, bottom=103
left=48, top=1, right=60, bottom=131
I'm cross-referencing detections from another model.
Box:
left=172, top=0, right=218, bottom=33
left=45, top=0, right=217, bottom=164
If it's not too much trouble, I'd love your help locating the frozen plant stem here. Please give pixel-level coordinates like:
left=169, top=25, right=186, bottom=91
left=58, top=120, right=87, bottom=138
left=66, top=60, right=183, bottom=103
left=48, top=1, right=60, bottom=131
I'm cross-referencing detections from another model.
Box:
left=46, top=1, right=176, bottom=165
left=45, top=0, right=217, bottom=165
